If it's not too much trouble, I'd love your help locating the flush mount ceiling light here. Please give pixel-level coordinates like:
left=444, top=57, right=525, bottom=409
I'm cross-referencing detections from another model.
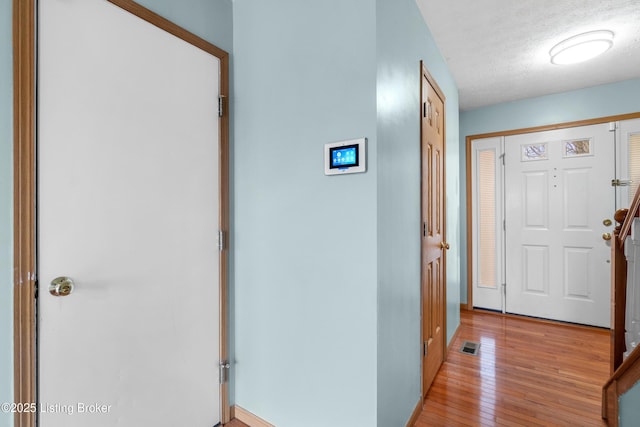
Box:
left=549, top=30, right=614, bottom=65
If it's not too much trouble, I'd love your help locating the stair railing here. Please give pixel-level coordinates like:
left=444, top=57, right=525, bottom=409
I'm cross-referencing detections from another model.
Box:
left=602, top=184, right=640, bottom=425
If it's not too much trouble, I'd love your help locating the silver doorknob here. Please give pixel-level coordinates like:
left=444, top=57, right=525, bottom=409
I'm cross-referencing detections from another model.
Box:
left=49, top=277, right=74, bottom=297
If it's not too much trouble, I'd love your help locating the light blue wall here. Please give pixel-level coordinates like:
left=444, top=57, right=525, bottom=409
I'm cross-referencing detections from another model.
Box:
left=376, top=0, right=459, bottom=425
left=1, top=0, right=13, bottom=425
left=135, top=0, right=233, bottom=53
left=4, top=2, right=461, bottom=425
left=620, top=381, right=640, bottom=426
left=459, top=79, right=640, bottom=303
left=232, top=1, right=378, bottom=426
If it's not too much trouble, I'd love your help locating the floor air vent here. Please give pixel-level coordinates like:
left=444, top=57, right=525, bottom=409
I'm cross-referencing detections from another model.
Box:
left=460, top=340, right=480, bottom=356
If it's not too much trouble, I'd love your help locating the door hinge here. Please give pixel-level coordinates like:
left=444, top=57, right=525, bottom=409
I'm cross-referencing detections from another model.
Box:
left=500, top=153, right=505, bottom=166
left=423, top=341, right=428, bottom=357
left=217, top=230, right=225, bottom=251
left=218, top=96, right=224, bottom=117
left=611, top=179, right=632, bottom=187
left=503, top=220, right=506, bottom=231
left=423, top=222, right=426, bottom=237
left=219, top=361, right=230, bottom=384
left=502, top=283, right=506, bottom=299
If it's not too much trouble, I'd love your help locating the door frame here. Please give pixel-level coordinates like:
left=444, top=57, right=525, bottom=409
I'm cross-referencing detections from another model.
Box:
left=13, top=1, right=231, bottom=426
left=420, top=61, right=448, bottom=397
left=465, top=112, right=640, bottom=311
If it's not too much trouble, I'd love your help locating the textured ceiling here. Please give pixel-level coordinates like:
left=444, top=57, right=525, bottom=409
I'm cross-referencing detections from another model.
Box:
left=416, top=0, right=640, bottom=111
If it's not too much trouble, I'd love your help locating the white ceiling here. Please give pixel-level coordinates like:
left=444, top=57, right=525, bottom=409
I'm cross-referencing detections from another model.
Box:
left=416, top=0, right=640, bottom=111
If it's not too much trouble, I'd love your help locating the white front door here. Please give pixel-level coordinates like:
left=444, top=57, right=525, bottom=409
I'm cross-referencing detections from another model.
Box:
left=38, top=1, right=222, bottom=425
left=504, top=123, right=614, bottom=327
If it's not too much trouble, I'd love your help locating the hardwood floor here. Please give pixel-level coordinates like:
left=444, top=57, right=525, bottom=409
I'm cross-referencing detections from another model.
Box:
left=414, top=310, right=610, bottom=427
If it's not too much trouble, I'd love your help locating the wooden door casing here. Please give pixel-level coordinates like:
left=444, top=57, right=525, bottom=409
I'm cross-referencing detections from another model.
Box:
left=420, top=64, right=447, bottom=397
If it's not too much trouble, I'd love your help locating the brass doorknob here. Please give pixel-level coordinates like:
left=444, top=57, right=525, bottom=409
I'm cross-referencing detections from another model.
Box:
left=602, top=233, right=612, bottom=241
left=49, top=277, right=74, bottom=297
left=603, top=219, right=613, bottom=227
left=440, top=242, right=450, bottom=250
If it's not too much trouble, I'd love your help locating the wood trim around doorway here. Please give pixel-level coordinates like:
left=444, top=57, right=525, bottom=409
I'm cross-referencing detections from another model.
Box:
left=13, top=0, right=36, bottom=425
left=465, top=112, right=640, bottom=311
left=13, top=1, right=231, bottom=425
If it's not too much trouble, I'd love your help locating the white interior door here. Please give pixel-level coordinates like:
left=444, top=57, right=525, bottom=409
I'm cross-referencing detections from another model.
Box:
left=38, top=1, right=221, bottom=425
left=505, top=123, right=614, bottom=327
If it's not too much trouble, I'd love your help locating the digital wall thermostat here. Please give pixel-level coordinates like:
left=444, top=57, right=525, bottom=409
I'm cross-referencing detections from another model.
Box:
left=324, top=138, right=367, bottom=176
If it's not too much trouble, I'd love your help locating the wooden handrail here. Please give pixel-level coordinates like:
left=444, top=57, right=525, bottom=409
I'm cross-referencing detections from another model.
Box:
left=602, top=344, right=640, bottom=425
left=603, top=184, right=640, bottom=425
left=619, top=184, right=640, bottom=245
left=610, top=184, right=640, bottom=372
left=611, top=209, right=628, bottom=374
